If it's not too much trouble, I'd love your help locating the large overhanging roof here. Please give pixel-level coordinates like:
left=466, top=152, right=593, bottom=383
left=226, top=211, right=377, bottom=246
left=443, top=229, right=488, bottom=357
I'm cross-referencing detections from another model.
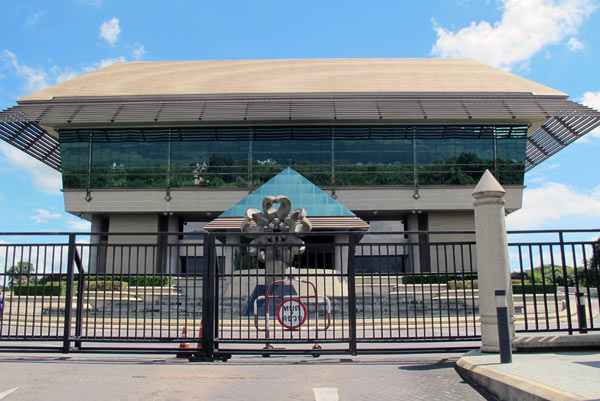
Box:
left=1, top=93, right=599, bottom=173
left=1, top=58, right=598, bottom=173
left=19, top=58, right=568, bottom=100
left=0, top=108, right=61, bottom=170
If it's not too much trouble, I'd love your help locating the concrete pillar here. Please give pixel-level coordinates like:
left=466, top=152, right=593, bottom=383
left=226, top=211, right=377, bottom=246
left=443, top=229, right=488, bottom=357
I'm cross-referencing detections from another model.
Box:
left=334, top=234, right=349, bottom=274
left=167, top=215, right=180, bottom=274
left=89, top=214, right=103, bottom=274
left=472, top=170, right=515, bottom=352
left=224, top=234, right=240, bottom=275
left=406, top=213, right=421, bottom=273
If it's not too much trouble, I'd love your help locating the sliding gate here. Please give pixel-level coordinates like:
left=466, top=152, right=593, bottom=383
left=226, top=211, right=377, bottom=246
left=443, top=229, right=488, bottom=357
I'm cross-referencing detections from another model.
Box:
left=1, top=230, right=596, bottom=357
left=210, top=231, right=480, bottom=357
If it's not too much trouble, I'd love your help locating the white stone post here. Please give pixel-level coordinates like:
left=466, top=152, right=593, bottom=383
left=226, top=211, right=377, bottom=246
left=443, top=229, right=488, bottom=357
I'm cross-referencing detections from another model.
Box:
left=472, top=170, right=515, bottom=352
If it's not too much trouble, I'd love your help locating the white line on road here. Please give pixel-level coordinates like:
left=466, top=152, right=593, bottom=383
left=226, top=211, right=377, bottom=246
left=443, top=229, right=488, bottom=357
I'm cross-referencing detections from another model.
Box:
left=313, top=387, right=339, bottom=401
left=0, top=387, right=19, bottom=400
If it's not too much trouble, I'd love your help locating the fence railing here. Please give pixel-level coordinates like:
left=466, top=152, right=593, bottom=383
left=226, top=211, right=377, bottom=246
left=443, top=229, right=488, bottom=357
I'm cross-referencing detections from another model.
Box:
left=0, top=230, right=597, bottom=356
left=507, top=229, right=600, bottom=335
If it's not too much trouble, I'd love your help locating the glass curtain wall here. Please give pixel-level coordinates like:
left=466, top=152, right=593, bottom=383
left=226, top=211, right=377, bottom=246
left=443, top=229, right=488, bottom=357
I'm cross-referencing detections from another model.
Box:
left=417, top=127, right=495, bottom=185
left=252, top=126, right=332, bottom=186
left=335, top=127, right=414, bottom=186
left=59, top=125, right=527, bottom=190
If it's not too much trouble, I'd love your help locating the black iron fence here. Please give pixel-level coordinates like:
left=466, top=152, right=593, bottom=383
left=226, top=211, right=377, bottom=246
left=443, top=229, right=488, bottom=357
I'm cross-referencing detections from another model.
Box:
left=508, top=229, right=600, bottom=335
left=0, top=230, right=597, bottom=357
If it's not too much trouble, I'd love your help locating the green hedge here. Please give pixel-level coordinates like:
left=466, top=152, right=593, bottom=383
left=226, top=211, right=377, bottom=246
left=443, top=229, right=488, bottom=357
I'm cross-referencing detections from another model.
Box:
left=83, top=280, right=128, bottom=291
left=448, top=279, right=478, bottom=290
left=121, top=276, right=171, bottom=287
left=13, top=284, right=66, bottom=296
left=402, top=273, right=477, bottom=285
left=82, top=275, right=171, bottom=287
left=512, top=266, right=599, bottom=288
left=512, top=284, right=557, bottom=294
left=39, top=275, right=172, bottom=287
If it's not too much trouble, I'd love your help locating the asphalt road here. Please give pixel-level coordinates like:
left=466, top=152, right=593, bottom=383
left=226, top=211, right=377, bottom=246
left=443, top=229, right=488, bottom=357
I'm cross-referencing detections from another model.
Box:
left=0, top=352, right=494, bottom=401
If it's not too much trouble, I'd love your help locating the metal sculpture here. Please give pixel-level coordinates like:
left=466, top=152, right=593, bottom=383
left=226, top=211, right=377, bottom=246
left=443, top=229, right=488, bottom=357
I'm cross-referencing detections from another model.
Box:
left=241, top=195, right=312, bottom=276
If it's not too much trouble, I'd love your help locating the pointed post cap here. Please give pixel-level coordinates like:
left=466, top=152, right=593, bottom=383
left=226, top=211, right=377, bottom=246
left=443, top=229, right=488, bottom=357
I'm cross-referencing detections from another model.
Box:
left=472, top=170, right=506, bottom=200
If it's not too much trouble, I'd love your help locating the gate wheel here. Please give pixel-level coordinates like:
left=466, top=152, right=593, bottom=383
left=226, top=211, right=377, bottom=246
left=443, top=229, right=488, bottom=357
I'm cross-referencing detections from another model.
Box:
left=262, top=343, right=274, bottom=358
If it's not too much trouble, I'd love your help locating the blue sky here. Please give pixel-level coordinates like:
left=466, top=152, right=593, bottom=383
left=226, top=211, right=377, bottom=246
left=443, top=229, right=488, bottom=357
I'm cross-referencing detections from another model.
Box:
left=0, top=0, right=599, bottom=239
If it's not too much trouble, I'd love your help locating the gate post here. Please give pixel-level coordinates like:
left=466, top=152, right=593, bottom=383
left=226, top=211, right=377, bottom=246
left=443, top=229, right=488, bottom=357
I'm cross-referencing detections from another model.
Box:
left=347, top=234, right=357, bottom=355
left=62, top=234, right=77, bottom=353
left=472, top=170, right=515, bottom=352
left=193, top=232, right=216, bottom=361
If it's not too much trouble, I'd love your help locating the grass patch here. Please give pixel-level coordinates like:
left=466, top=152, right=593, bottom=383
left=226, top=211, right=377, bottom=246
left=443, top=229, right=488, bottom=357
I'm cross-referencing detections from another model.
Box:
left=402, top=273, right=477, bottom=285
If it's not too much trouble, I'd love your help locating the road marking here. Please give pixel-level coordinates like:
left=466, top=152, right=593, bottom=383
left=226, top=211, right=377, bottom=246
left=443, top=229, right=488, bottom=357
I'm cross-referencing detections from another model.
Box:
left=313, top=387, right=339, bottom=401
left=0, top=387, right=19, bottom=400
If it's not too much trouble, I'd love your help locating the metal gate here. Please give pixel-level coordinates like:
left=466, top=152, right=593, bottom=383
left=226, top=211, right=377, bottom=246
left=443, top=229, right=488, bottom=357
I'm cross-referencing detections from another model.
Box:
left=209, top=231, right=480, bottom=357
left=0, top=230, right=597, bottom=358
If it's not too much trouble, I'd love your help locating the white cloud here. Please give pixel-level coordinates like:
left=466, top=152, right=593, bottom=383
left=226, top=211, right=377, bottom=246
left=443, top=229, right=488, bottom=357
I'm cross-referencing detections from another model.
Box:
left=99, top=17, right=121, bottom=46
left=53, top=56, right=125, bottom=84
left=581, top=91, right=600, bottom=138
left=566, top=36, right=584, bottom=51
left=31, top=209, right=62, bottom=224
left=26, top=11, right=46, bottom=26
left=507, top=182, right=600, bottom=229
left=95, top=56, right=125, bottom=69
left=2, top=45, right=129, bottom=96
left=431, top=0, right=596, bottom=71
left=131, top=43, right=146, bottom=60
left=66, top=218, right=91, bottom=231
left=1, top=49, right=49, bottom=92
left=0, top=142, right=62, bottom=195
left=0, top=193, right=5, bottom=201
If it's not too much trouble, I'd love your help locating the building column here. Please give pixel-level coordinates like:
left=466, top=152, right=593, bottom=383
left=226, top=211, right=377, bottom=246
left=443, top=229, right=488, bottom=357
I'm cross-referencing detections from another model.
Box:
left=89, top=214, right=103, bottom=274
left=224, top=234, right=240, bottom=275
left=472, top=170, right=515, bottom=352
left=167, top=215, right=180, bottom=274
left=406, top=213, right=421, bottom=273
left=334, top=234, right=349, bottom=274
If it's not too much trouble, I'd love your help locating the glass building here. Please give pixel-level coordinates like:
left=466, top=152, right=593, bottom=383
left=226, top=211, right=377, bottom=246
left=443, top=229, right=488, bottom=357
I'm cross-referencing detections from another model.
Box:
left=1, top=58, right=598, bottom=273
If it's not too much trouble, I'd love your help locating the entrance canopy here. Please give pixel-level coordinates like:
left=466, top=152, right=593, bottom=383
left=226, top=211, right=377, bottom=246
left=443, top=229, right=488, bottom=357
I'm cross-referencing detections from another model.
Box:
left=204, top=168, right=369, bottom=231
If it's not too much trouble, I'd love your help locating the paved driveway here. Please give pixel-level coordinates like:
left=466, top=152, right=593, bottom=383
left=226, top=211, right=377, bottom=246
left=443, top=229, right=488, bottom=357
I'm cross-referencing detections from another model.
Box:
left=0, top=353, right=492, bottom=400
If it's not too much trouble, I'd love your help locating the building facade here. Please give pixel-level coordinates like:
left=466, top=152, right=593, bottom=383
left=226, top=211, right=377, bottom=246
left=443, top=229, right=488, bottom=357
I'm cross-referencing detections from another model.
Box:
left=1, top=58, right=598, bottom=273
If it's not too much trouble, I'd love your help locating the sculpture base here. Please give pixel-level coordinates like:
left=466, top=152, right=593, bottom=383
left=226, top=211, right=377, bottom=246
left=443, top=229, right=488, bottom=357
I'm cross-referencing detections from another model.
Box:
left=241, top=283, right=298, bottom=317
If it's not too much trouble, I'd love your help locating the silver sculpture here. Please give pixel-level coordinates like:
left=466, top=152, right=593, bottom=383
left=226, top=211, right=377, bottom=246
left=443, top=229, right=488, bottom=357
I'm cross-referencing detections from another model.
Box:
left=241, top=195, right=312, bottom=277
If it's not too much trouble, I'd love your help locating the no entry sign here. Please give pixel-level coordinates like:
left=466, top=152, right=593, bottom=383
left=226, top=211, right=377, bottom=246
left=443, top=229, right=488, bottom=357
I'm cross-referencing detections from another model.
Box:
left=276, top=298, right=307, bottom=330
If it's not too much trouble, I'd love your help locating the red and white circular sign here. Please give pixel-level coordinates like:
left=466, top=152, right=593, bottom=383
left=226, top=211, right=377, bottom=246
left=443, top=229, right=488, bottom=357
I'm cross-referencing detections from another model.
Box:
left=276, top=298, right=307, bottom=330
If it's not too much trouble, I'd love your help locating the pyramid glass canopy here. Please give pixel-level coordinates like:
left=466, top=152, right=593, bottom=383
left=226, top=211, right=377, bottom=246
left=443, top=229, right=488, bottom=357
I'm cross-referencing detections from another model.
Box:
left=220, top=168, right=355, bottom=217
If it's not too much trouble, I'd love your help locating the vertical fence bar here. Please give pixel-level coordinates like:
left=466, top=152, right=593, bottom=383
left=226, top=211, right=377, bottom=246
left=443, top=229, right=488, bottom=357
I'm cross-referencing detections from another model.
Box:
left=62, top=234, right=76, bottom=353
left=214, top=243, right=220, bottom=346
left=548, top=247, right=561, bottom=330
left=580, top=245, right=593, bottom=330
left=347, top=234, right=357, bottom=355
left=74, top=249, right=85, bottom=349
left=558, top=232, right=573, bottom=335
